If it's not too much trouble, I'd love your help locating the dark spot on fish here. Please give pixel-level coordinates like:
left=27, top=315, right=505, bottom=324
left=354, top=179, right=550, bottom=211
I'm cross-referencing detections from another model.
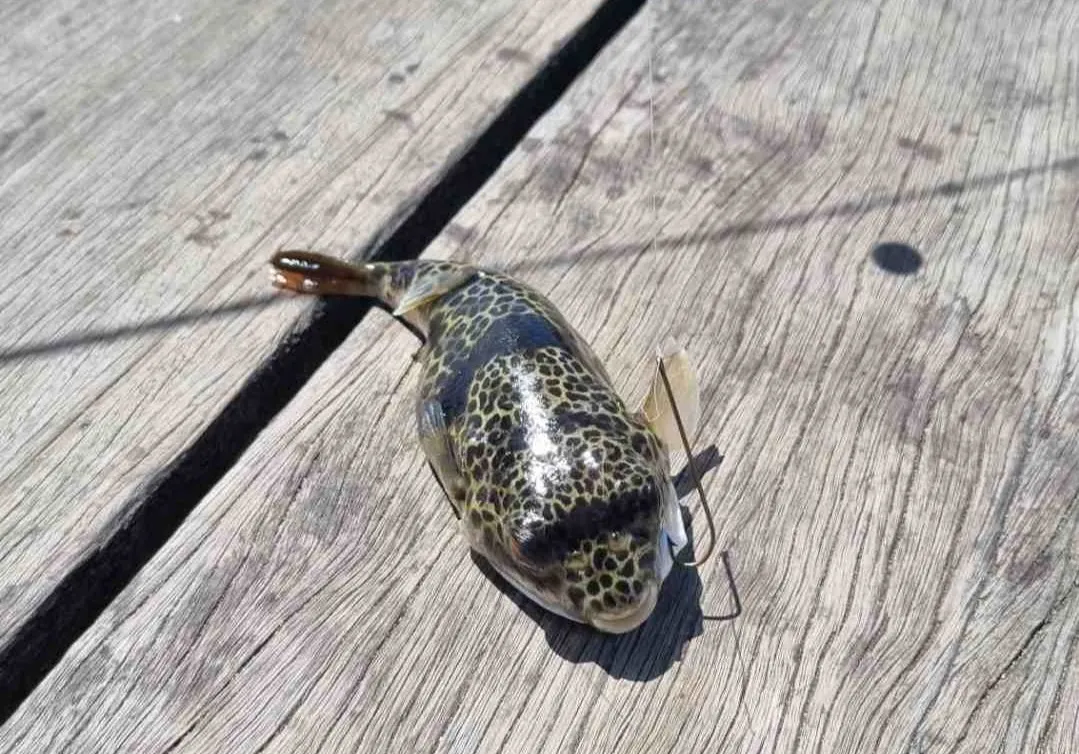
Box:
left=586, top=580, right=600, bottom=595
left=615, top=580, right=630, bottom=595
left=632, top=579, right=643, bottom=593
left=591, top=548, right=607, bottom=571
left=465, top=445, right=482, bottom=465
left=470, top=510, right=482, bottom=527
left=270, top=129, right=289, bottom=142
left=568, top=586, right=586, bottom=606
left=492, top=448, right=511, bottom=469
left=599, top=573, right=613, bottom=588
left=619, top=561, right=635, bottom=578
left=602, top=594, right=617, bottom=609
left=388, top=72, right=406, bottom=84
left=405, top=62, right=420, bottom=74
left=249, top=148, right=268, bottom=161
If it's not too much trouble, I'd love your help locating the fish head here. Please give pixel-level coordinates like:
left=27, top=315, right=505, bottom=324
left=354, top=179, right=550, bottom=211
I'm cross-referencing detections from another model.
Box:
left=491, top=455, right=685, bottom=635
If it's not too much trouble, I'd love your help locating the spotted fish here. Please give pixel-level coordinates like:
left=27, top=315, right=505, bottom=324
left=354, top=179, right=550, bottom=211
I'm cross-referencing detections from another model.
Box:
left=270, top=251, right=701, bottom=633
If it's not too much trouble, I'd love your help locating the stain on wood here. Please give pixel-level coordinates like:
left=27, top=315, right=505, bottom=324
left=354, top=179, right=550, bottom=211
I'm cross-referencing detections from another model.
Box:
left=896, top=135, right=944, bottom=162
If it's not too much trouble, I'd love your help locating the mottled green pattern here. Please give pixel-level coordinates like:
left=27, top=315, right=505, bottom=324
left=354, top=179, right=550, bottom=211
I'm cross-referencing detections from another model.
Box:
left=410, top=264, right=671, bottom=624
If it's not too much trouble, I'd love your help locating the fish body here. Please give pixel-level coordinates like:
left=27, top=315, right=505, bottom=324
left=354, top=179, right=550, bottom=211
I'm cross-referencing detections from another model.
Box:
left=270, top=252, right=694, bottom=633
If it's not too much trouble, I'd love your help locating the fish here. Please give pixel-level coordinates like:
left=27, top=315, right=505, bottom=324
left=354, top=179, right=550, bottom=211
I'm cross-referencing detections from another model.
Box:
left=269, top=250, right=701, bottom=633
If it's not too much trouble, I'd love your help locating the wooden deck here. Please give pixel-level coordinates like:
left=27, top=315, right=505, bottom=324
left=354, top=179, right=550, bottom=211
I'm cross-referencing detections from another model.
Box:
left=0, top=0, right=608, bottom=703
left=2, top=0, right=1077, bottom=752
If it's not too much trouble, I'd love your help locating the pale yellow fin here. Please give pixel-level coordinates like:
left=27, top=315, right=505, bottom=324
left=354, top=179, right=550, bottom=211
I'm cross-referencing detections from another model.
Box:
left=640, top=337, right=700, bottom=451
left=392, top=266, right=477, bottom=316
left=417, top=398, right=467, bottom=514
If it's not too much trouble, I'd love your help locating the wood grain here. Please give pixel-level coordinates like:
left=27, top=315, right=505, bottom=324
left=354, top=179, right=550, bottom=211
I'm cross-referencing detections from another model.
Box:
left=0, top=0, right=608, bottom=654
left=4, top=0, right=1078, bottom=751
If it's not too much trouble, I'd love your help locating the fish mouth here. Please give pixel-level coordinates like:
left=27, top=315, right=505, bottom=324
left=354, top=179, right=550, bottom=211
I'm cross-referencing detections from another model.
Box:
left=586, top=580, right=659, bottom=634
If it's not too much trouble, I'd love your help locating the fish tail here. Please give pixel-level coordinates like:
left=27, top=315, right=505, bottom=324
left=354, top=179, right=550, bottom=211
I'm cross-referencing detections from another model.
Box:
left=269, top=250, right=404, bottom=307
left=270, top=251, right=477, bottom=318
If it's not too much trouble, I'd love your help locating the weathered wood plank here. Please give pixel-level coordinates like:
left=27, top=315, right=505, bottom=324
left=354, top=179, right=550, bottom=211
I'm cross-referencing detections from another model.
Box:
left=0, top=0, right=612, bottom=664
left=4, top=0, right=1078, bottom=751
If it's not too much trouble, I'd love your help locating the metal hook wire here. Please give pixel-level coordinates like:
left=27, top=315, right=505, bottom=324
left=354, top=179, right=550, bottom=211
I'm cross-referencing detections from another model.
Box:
left=658, top=356, right=745, bottom=625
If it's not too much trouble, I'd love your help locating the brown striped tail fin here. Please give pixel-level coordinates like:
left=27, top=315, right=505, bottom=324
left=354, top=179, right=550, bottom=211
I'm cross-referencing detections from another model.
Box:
left=269, top=250, right=386, bottom=299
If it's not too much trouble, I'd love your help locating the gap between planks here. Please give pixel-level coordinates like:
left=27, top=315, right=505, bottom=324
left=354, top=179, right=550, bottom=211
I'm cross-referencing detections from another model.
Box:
left=0, top=0, right=648, bottom=724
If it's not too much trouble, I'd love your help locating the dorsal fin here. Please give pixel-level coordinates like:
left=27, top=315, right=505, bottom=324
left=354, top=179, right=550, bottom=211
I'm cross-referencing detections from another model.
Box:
left=393, top=265, right=478, bottom=316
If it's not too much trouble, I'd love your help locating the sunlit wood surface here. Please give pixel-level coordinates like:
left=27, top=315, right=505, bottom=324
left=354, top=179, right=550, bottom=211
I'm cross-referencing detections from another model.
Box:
left=1, top=0, right=1077, bottom=752
left=0, top=0, right=604, bottom=654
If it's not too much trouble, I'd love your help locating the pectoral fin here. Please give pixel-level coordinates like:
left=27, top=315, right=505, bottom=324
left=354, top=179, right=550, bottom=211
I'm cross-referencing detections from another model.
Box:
left=640, top=337, right=700, bottom=452
left=393, top=266, right=478, bottom=316
left=656, top=479, right=688, bottom=578
left=662, top=487, right=688, bottom=551
left=417, top=399, right=467, bottom=516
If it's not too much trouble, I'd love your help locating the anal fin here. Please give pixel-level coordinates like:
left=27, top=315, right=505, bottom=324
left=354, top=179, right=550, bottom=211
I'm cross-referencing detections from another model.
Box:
left=417, top=398, right=467, bottom=516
